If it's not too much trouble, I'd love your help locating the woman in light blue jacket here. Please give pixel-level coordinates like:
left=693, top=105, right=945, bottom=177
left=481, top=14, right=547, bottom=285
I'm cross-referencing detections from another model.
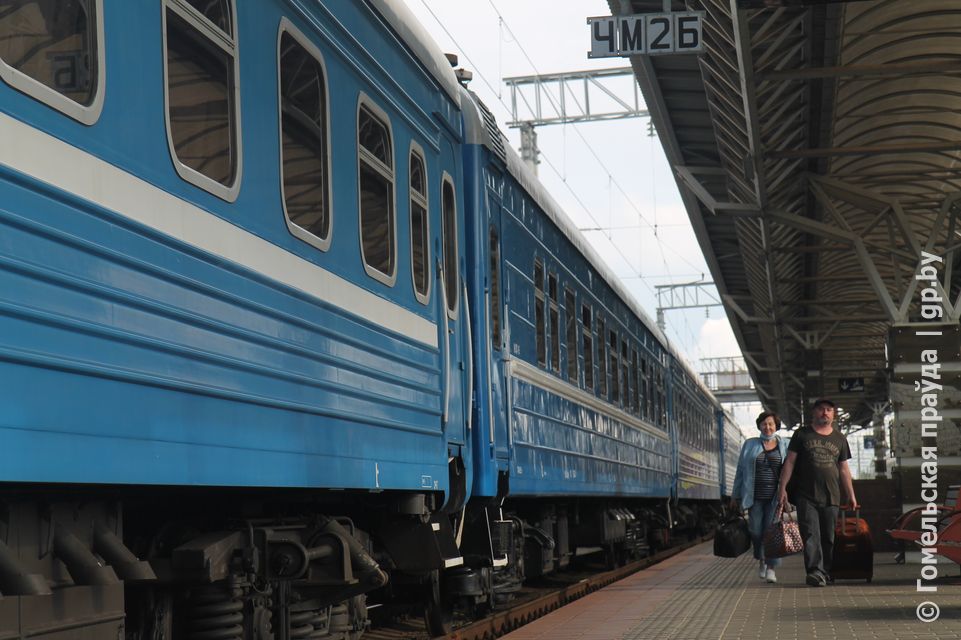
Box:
left=731, top=411, right=789, bottom=583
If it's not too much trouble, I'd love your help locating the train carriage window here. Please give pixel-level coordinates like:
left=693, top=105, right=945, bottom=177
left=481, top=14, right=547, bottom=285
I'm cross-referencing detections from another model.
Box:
left=358, top=100, right=396, bottom=283
left=548, top=272, right=559, bottom=373
left=597, top=316, right=607, bottom=399
left=650, top=367, right=656, bottom=422
left=663, top=377, right=668, bottom=427
left=701, top=409, right=708, bottom=449
left=279, top=24, right=330, bottom=250
left=565, top=288, right=577, bottom=382
left=621, top=339, right=629, bottom=411
left=534, top=259, right=545, bottom=367
left=442, top=175, right=458, bottom=314
left=0, top=0, right=104, bottom=123
left=631, top=348, right=640, bottom=416
left=652, top=365, right=660, bottom=425
left=409, top=146, right=429, bottom=303
left=609, top=330, right=619, bottom=405
left=641, top=356, right=650, bottom=420
left=489, top=226, right=501, bottom=346
left=582, top=304, right=594, bottom=390
left=182, top=0, right=231, bottom=33
left=687, top=400, right=704, bottom=447
left=657, top=370, right=666, bottom=427
left=164, top=0, right=240, bottom=200
left=678, top=400, right=684, bottom=442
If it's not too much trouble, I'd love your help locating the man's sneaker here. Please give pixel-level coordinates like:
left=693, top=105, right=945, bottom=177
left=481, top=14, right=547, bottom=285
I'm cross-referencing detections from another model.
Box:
left=806, top=573, right=826, bottom=587
left=765, top=568, right=777, bottom=583
left=824, top=573, right=835, bottom=585
left=759, top=560, right=767, bottom=579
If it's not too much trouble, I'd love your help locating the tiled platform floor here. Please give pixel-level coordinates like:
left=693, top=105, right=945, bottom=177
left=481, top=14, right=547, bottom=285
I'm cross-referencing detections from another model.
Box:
left=503, top=542, right=961, bottom=639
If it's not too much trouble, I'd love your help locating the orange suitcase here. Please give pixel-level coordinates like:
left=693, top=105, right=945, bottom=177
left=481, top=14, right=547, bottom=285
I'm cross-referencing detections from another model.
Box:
left=831, top=507, right=873, bottom=582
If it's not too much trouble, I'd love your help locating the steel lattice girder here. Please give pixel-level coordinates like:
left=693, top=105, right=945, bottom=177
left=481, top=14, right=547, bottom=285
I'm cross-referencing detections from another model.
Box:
left=613, top=0, right=961, bottom=428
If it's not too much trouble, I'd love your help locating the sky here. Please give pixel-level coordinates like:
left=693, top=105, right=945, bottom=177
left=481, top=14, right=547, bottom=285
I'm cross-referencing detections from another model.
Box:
left=404, top=1, right=763, bottom=432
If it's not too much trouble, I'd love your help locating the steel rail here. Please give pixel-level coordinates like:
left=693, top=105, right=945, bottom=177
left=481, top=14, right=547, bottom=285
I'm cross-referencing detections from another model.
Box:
left=440, top=534, right=713, bottom=640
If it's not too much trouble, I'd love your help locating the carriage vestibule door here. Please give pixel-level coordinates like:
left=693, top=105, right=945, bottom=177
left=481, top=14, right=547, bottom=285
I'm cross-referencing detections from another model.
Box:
left=485, top=179, right=510, bottom=462
left=439, top=174, right=467, bottom=446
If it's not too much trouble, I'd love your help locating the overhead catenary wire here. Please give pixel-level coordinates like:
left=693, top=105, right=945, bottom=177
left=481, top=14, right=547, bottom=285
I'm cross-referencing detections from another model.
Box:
left=418, top=0, right=703, bottom=284
left=486, top=0, right=706, bottom=276
left=415, top=1, right=656, bottom=292
left=482, top=0, right=716, bottom=362
left=417, top=0, right=713, bottom=358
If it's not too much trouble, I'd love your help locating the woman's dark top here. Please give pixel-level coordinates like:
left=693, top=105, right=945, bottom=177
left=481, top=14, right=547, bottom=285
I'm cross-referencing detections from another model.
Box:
left=753, top=446, right=782, bottom=502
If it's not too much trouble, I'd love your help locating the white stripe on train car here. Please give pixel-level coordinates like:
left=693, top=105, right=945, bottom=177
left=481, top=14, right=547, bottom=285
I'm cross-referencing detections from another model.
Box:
left=0, top=113, right=438, bottom=348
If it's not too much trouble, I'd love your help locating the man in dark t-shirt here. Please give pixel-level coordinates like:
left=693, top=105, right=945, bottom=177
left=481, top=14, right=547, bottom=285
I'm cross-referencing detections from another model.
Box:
left=776, top=399, right=858, bottom=586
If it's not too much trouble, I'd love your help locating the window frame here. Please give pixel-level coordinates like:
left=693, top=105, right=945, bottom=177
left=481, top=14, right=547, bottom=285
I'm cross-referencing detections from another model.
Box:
left=162, top=0, right=242, bottom=202
left=440, top=171, right=459, bottom=317
left=356, top=93, right=397, bottom=286
left=597, top=315, right=607, bottom=399
left=641, top=355, right=651, bottom=420
left=534, top=258, right=546, bottom=368
left=489, top=224, right=502, bottom=348
left=609, top=329, right=619, bottom=405
left=0, top=0, right=106, bottom=124
left=582, top=304, right=594, bottom=391
left=408, top=141, right=430, bottom=304
left=277, top=18, right=332, bottom=252
left=548, top=271, right=560, bottom=373
left=565, top=287, right=578, bottom=383
left=621, top=337, right=629, bottom=410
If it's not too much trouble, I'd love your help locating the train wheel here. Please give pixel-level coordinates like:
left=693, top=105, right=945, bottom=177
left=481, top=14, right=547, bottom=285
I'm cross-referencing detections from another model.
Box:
left=424, top=569, right=452, bottom=637
left=604, top=544, right=629, bottom=569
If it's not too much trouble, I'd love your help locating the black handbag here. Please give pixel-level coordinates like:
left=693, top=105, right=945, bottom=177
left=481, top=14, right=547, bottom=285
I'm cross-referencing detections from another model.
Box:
left=714, top=515, right=751, bottom=558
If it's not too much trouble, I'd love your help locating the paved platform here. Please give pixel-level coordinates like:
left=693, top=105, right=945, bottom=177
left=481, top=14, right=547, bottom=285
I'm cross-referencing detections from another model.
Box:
left=503, top=542, right=961, bottom=639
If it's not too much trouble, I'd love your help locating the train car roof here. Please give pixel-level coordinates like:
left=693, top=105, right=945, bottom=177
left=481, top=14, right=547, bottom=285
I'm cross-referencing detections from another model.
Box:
left=367, top=0, right=461, bottom=106
left=460, top=88, right=717, bottom=403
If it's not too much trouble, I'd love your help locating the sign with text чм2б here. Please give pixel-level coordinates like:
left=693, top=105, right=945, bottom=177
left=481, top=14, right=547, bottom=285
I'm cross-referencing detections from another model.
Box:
left=588, top=12, right=704, bottom=58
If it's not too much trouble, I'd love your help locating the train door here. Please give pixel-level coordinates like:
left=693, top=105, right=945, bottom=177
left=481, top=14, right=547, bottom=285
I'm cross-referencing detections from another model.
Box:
left=485, top=174, right=510, bottom=463
left=440, top=173, right=467, bottom=449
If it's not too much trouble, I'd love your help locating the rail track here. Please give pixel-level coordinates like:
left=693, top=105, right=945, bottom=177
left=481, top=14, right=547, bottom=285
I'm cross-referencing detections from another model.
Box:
left=367, top=535, right=712, bottom=640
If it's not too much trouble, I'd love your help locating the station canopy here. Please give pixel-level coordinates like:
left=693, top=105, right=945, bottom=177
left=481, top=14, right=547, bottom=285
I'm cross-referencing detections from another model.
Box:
left=611, top=0, right=961, bottom=428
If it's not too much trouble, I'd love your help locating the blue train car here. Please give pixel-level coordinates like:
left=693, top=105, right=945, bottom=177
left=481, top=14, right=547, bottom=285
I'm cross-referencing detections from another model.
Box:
left=0, top=0, right=471, bottom=636
left=445, top=89, right=734, bottom=621
left=674, top=360, right=721, bottom=502
left=462, top=97, right=673, bottom=502
left=0, top=2, right=740, bottom=637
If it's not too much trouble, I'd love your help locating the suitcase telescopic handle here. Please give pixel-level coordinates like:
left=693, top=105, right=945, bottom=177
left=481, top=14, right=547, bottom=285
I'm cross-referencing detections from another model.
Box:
left=839, top=504, right=860, bottom=522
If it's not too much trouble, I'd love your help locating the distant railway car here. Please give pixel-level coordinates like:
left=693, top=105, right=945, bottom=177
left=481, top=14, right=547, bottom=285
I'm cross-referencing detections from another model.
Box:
left=673, top=360, right=721, bottom=501
left=0, top=1, right=738, bottom=638
left=439, top=89, right=733, bottom=632
left=719, top=408, right=745, bottom=498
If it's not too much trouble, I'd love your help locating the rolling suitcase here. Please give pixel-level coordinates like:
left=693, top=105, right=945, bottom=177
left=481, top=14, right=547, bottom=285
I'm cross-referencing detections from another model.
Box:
left=831, top=506, right=873, bottom=582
